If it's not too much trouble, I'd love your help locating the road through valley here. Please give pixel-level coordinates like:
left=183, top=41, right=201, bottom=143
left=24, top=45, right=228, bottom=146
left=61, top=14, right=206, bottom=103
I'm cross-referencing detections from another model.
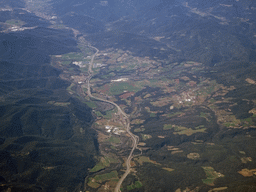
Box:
left=86, top=45, right=139, bottom=192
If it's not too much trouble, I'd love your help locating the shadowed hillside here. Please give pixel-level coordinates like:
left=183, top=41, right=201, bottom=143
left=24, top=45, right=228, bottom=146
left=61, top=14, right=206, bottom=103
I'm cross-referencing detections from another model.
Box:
left=0, top=7, right=98, bottom=192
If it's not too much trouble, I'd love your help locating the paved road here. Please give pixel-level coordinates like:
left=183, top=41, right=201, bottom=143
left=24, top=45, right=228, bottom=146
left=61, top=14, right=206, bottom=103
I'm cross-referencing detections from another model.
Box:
left=85, top=45, right=139, bottom=192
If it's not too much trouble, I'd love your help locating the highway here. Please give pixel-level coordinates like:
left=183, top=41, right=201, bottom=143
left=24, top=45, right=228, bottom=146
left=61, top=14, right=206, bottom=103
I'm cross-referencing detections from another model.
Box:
left=86, top=45, right=139, bottom=192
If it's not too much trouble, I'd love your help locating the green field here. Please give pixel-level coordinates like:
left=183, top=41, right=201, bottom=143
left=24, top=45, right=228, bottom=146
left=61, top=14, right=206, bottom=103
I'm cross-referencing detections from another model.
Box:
left=175, top=128, right=206, bottom=136
left=163, top=124, right=175, bottom=130
left=87, top=178, right=100, bottom=188
left=241, top=117, right=254, bottom=126
left=66, top=83, right=75, bottom=92
left=134, top=156, right=160, bottom=166
left=223, top=122, right=236, bottom=127
left=164, top=124, right=188, bottom=132
left=5, top=19, right=25, bottom=26
left=54, top=52, right=88, bottom=67
left=109, top=82, right=141, bottom=95
left=108, top=136, right=121, bottom=144
left=134, top=128, right=145, bottom=132
left=62, top=60, right=72, bottom=65
left=53, top=102, right=70, bottom=107
left=94, top=109, right=116, bottom=119
left=89, top=163, right=106, bottom=173
left=202, top=166, right=224, bottom=186
left=141, top=134, right=152, bottom=141
left=104, top=109, right=117, bottom=119
left=90, top=156, right=119, bottom=173
left=195, top=125, right=205, bottom=129
left=85, top=101, right=97, bottom=109
left=150, top=113, right=156, bottom=117
left=127, top=181, right=143, bottom=191
left=163, top=124, right=206, bottom=136
left=62, top=52, right=84, bottom=60
left=93, top=171, right=119, bottom=183
left=165, top=112, right=183, bottom=118
left=95, top=111, right=104, bottom=117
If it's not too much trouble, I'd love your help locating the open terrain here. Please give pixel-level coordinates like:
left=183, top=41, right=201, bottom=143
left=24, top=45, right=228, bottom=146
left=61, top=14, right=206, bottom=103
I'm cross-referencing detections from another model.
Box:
left=0, top=0, right=256, bottom=192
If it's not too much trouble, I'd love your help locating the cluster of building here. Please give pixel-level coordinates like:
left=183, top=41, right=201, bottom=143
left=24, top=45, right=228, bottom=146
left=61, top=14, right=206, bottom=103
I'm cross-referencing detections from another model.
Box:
left=176, top=91, right=196, bottom=104
left=8, top=26, right=35, bottom=32
left=72, top=61, right=84, bottom=67
left=105, top=125, right=125, bottom=135
left=93, top=63, right=107, bottom=68
left=111, top=78, right=128, bottom=82
left=0, top=8, right=13, bottom=11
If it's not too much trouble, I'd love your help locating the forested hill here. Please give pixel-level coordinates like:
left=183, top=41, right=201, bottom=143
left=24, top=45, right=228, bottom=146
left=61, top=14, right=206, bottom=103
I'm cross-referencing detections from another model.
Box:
left=0, top=5, right=98, bottom=192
